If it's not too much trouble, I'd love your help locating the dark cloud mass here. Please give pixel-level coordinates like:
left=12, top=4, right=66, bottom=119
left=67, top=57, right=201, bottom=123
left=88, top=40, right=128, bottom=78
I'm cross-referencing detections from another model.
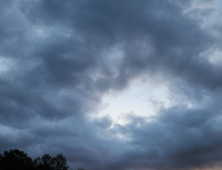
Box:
left=0, top=0, right=222, bottom=169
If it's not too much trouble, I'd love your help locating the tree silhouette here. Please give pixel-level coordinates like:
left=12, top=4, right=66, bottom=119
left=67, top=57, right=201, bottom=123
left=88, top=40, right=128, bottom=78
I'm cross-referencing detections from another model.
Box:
left=0, top=149, right=35, bottom=170
left=53, top=153, right=69, bottom=170
left=34, top=154, right=54, bottom=170
left=34, top=153, right=69, bottom=170
left=0, top=149, right=70, bottom=170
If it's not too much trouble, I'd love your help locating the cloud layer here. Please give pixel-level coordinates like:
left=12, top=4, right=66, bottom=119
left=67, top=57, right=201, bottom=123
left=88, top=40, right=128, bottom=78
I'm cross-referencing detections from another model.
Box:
left=0, top=0, right=222, bottom=170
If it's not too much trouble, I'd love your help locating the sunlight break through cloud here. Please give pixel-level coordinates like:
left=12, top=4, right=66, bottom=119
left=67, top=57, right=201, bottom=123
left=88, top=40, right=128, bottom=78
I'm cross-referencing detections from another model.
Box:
left=96, top=78, right=171, bottom=125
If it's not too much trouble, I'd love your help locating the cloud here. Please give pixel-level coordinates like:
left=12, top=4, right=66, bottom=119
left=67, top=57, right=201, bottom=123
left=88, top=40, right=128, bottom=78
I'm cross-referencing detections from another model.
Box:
left=114, top=95, right=222, bottom=170
left=0, top=0, right=221, bottom=170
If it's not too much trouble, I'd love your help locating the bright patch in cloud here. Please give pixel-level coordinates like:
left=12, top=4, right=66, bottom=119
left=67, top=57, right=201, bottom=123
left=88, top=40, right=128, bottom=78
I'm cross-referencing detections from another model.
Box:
left=95, top=78, right=171, bottom=125
left=0, top=57, right=15, bottom=74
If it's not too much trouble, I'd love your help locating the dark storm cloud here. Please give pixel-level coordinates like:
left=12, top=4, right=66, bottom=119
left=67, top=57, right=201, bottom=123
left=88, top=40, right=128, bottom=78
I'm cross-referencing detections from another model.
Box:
left=18, top=0, right=218, bottom=91
left=0, top=0, right=222, bottom=170
left=111, top=94, right=222, bottom=170
left=94, top=116, right=112, bottom=129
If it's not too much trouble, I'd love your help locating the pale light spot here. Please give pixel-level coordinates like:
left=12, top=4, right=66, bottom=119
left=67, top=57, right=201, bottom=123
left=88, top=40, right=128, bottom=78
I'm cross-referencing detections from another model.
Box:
left=94, top=78, right=172, bottom=125
left=0, top=124, right=18, bottom=136
left=208, top=49, right=222, bottom=64
left=0, top=57, right=15, bottom=74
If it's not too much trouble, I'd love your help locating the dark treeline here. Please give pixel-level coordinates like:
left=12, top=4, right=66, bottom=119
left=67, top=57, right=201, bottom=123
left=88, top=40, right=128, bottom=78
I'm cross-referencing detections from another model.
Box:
left=0, top=149, right=71, bottom=170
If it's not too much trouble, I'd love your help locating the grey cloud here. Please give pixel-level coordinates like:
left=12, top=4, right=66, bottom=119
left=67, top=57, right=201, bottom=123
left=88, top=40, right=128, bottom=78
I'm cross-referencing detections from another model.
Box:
left=18, top=0, right=217, bottom=91
left=0, top=0, right=222, bottom=170
left=94, top=116, right=112, bottom=129
left=112, top=99, right=222, bottom=170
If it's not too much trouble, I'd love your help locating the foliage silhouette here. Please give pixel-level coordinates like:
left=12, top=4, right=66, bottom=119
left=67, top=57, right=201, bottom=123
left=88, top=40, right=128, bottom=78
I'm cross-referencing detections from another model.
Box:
left=34, top=154, right=54, bottom=170
left=53, top=153, right=69, bottom=170
left=0, top=149, right=35, bottom=170
left=0, top=149, right=70, bottom=170
left=34, top=153, right=69, bottom=170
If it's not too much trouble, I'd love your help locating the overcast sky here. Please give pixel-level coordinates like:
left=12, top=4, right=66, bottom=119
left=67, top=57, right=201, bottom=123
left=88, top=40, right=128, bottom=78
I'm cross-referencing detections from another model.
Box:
left=1, top=0, right=222, bottom=170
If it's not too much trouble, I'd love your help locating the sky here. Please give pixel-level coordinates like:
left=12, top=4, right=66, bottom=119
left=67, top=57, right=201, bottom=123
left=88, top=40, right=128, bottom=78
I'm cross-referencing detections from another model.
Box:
left=1, top=0, right=222, bottom=170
